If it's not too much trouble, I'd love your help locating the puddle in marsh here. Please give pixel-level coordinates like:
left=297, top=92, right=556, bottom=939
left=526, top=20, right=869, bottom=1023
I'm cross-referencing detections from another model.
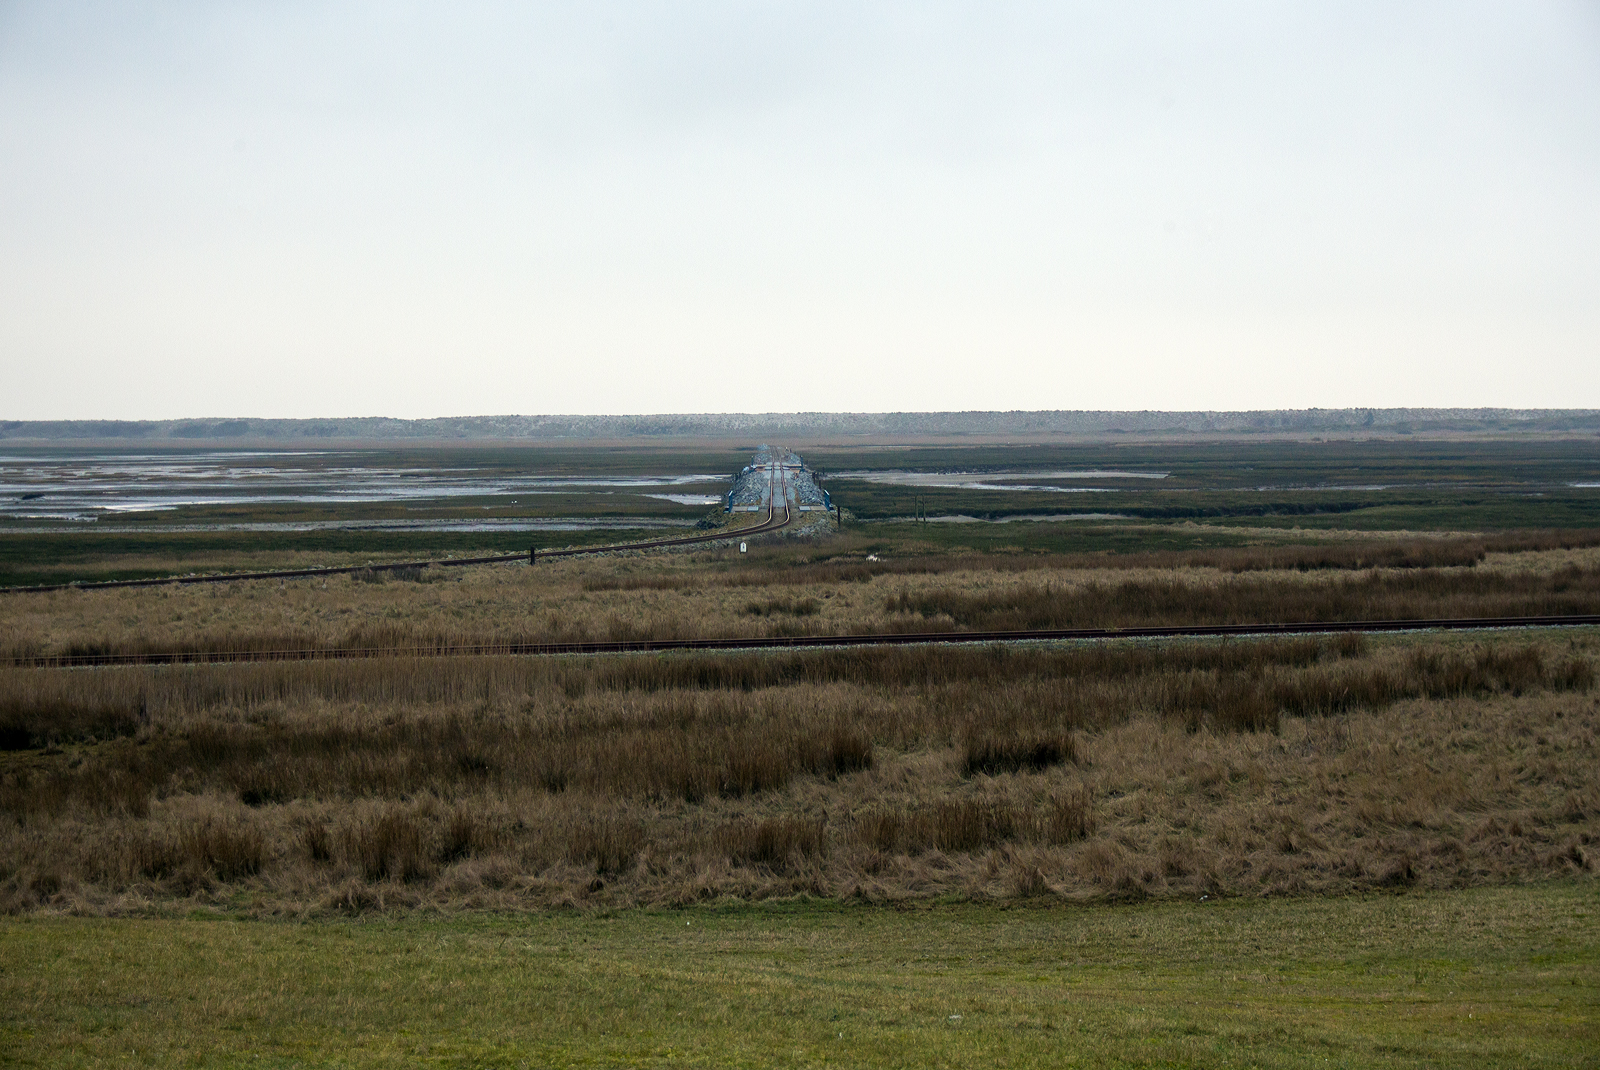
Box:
left=645, top=493, right=725, bottom=505
left=0, top=451, right=728, bottom=521
left=1, top=518, right=697, bottom=534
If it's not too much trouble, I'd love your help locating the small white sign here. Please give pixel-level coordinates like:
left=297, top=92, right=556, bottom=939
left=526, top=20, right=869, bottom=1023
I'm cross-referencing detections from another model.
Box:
left=739, top=542, right=747, bottom=553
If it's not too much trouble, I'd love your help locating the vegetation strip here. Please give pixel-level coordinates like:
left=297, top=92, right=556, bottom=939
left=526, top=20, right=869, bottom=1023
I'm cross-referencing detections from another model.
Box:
left=5, top=631, right=1594, bottom=912
left=11, top=614, right=1600, bottom=668
left=0, top=500, right=790, bottom=595
left=2, top=885, right=1596, bottom=1067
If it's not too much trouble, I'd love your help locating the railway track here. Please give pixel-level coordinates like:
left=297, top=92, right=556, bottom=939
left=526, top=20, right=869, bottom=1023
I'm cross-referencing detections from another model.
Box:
left=10, top=457, right=1598, bottom=665
left=13, top=614, right=1600, bottom=669
left=0, top=498, right=795, bottom=596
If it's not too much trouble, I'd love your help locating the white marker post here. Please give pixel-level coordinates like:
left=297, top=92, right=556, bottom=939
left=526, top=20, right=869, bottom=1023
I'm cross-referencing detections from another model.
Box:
left=739, top=542, right=747, bottom=553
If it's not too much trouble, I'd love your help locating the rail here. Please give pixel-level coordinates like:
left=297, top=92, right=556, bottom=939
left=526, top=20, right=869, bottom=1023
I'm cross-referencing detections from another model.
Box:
left=0, top=499, right=794, bottom=596
left=11, top=613, right=1600, bottom=668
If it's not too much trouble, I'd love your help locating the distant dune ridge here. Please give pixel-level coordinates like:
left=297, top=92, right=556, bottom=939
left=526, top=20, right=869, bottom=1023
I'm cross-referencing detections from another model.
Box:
left=3, top=409, right=1599, bottom=442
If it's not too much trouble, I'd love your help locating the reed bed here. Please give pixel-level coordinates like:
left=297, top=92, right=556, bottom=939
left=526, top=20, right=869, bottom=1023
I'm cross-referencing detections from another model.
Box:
left=585, top=529, right=1600, bottom=587
left=8, top=552, right=1600, bottom=665
left=1, top=631, right=1595, bottom=914
left=883, top=562, right=1600, bottom=632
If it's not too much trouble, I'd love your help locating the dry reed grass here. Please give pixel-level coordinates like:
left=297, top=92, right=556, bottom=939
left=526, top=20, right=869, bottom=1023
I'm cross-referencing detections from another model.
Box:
left=1, top=630, right=1594, bottom=914
left=883, top=562, right=1600, bottom=632
left=7, top=539, right=1600, bottom=666
left=583, top=529, right=1600, bottom=588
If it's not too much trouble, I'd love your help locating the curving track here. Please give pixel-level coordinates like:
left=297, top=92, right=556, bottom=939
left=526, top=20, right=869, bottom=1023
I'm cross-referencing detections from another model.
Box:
left=11, top=458, right=1598, bottom=664
left=0, top=496, right=794, bottom=596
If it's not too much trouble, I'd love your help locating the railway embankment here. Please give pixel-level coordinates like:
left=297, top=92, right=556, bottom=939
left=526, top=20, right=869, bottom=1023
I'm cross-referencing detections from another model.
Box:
left=727, top=446, right=830, bottom=512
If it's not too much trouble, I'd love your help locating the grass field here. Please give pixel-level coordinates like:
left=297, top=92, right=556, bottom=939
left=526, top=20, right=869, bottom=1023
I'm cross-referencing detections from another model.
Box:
left=0, top=525, right=683, bottom=588
left=799, top=438, right=1600, bottom=488
left=4, top=629, right=1595, bottom=913
left=5, top=438, right=1599, bottom=586
left=810, top=438, right=1600, bottom=528
left=8, top=534, right=1600, bottom=662
left=2, top=883, right=1595, bottom=1068
left=4, top=436, right=1599, bottom=1067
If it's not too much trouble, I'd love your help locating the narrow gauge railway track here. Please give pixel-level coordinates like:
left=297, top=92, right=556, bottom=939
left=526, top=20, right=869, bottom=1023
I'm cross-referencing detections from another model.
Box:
left=15, top=614, right=1600, bottom=669
left=0, top=500, right=794, bottom=596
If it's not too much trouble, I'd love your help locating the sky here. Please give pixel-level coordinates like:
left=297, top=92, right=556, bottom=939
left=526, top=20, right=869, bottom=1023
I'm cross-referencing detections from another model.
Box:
left=2, top=2, right=1597, bottom=419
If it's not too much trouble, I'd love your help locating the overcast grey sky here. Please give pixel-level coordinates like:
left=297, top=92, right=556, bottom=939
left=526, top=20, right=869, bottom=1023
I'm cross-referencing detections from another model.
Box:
left=2, top=2, right=1596, bottom=419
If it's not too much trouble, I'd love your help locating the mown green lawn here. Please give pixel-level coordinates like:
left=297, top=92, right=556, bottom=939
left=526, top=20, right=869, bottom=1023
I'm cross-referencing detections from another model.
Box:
left=2, top=883, right=1595, bottom=1068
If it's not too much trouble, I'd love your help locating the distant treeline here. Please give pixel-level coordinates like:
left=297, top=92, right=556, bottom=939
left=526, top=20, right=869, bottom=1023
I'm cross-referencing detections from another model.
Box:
left=4, top=408, right=1600, bottom=442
